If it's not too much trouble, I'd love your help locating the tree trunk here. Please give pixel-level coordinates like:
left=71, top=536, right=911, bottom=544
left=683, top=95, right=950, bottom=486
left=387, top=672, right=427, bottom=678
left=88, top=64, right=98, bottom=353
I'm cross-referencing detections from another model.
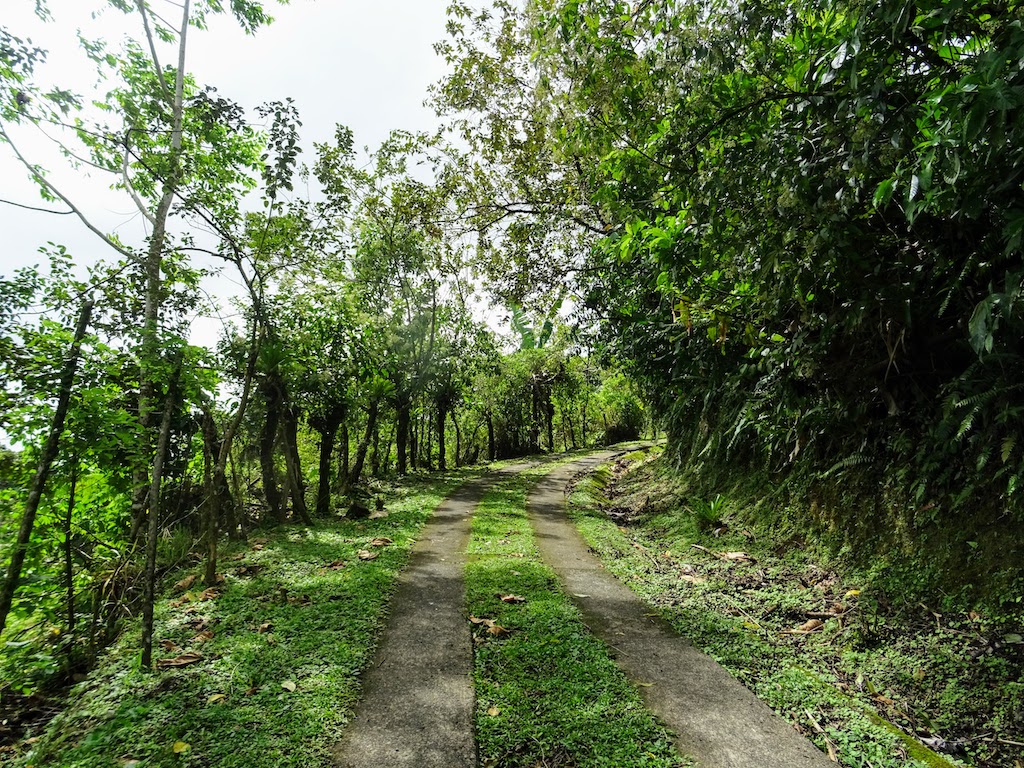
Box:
left=141, top=379, right=178, bottom=669
left=453, top=410, right=462, bottom=467
left=396, top=397, right=410, bottom=474
left=64, top=456, right=79, bottom=634
left=349, top=399, right=379, bottom=486
left=0, top=299, right=92, bottom=639
left=315, top=422, right=337, bottom=517
left=546, top=394, right=555, bottom=453
left=338, top=421, right=350, bottom=492
left=370, top=420, right=380, bottom=477
left=437, top=403, right=447, bottom=471
left=486, top=413, right=495, bottom=461
left=260, top=383, right=284, bottom=523
left=199, top=409, right=231, bottom=586
left=282, top=406, right=310, bottom=524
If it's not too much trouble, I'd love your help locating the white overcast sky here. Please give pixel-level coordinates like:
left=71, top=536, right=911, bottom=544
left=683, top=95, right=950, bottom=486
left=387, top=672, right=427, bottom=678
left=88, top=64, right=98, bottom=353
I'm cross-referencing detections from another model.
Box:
left=1, top=0, right=454, bottom=296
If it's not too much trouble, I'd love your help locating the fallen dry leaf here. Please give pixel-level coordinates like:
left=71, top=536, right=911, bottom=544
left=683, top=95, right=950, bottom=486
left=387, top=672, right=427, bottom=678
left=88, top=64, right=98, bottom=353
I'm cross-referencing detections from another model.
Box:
left=199, top=587, right=220, bottom=601
left=159, top=639, right=181, bottom=652
left=469, top=616, right=494, bottom=626
left=326, top=559, right=346, bottom=570
left=251, top=543, right=265, bottom=551
left=192, top=630, right=215, bottom=643
left=155, top=651, right=204, bottom=668
left=720, top=551, right=754, bottom=563
left=174, top=574, right=198, bottom=592
left=680, top=574, right=707, bottom=585
left=486, top=624, right=510, bottom=637
left=280, top=680, right=297, bottom=692
left=788, top=619, right=825, bottom=634
left=357, top=549, right=379, bottom=561
left=498, top=594, right=526, bottom=603
left=257, top=622, right=273, bottom=634
left=370, top=537, right=393, bottom=547
left=486, top=706, right=501, bottom=717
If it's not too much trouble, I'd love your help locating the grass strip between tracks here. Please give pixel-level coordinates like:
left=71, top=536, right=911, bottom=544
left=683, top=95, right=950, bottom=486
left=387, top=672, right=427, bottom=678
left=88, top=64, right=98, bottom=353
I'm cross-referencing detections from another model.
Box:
left=466, top=461, right=693, bottom=768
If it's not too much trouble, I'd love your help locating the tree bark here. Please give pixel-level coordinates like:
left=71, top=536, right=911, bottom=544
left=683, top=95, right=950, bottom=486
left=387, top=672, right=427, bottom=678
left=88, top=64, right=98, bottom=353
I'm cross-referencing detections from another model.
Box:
left=349, top=399, right=379, bottom=486
left=453, top=409, right=462, bottom=467
left=437, top=403, right=447, bottom=471
left=64, top=455, right=79, bottom=634
left=486, top=413, right=495, bottom=462
left=260, top=382, right=284, bottom=523
left=0, top=299, right=92, bottom=639
left=282, top=405, right=310, bottom=524
left=396, top=397, right=410, bottom=474
left=141, top=378, right=178, bottom=669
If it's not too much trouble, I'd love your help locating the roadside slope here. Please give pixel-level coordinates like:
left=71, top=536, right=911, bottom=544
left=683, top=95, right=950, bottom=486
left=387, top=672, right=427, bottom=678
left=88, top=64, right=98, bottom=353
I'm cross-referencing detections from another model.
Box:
left=529, top=451, right=832, bottom=768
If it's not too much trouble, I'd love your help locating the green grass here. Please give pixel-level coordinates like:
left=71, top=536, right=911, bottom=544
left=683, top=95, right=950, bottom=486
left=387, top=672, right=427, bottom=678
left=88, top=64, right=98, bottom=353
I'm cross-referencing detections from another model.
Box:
left=9, top=471, right=469, bottom=768
left=466, top=464, right=693, bottom=768
left=568, top=448, right=1023, bottom=768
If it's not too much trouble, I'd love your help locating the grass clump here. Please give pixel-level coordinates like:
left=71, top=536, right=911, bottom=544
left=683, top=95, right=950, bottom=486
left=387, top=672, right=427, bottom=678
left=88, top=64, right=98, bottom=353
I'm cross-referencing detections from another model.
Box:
left=8, top=472, right=467, bottom=768
left=466, top=467, right=692, bottom=768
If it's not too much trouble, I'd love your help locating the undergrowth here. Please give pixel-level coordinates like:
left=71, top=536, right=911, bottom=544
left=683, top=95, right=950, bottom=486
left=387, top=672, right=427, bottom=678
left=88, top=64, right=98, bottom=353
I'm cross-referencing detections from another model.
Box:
left=1, top=471, right=467, bottom=768
left=466, top=464, right=692, bottom=768
left=568, top=448, right=1023, bottom=768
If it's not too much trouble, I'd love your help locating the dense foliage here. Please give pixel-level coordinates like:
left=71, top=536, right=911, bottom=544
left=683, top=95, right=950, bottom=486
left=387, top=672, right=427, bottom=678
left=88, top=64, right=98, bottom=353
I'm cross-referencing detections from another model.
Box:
left=431, top=0, right=1024, bottom=603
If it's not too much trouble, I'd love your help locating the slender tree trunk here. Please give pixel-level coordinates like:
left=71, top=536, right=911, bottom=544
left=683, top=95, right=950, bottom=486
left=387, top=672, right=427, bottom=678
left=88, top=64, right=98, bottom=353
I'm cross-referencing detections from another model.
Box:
left=486, top=413, right=495, bottom=461
left=282, top=407, right=310, bottom=524
left=396, top=398, right=409, bottom=474
left=370, top=420, right=380, bottom=477
left=453, top=410, right=462, bottom=467
left=199, top=409, right=230, bottom=586
left=437, top=403, right=447, bottom=471
left=338, top=422, right=350, bottom=492
left=227, top=446, right=243, bottom=540
left=315, top=424, right=337, bottom=517
left=409, top=415, right=418, bottom=471
left=349, top=399, right=379, bottom=485
left=546, top=394, right=555, bottom=453
left=0, top=299, right=92, bottom=639
left=141, top=380, right=178, bottom=669
left=64, top=456, right=79, bottom=634
left=260, top=387, right=284, bottom=523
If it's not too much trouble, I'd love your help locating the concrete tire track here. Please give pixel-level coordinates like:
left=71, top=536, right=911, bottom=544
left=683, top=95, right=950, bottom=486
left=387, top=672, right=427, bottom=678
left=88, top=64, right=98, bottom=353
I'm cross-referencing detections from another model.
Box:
left=332, top=464, right=534, bottom=768
left=528, top=450, right=833, bottom=768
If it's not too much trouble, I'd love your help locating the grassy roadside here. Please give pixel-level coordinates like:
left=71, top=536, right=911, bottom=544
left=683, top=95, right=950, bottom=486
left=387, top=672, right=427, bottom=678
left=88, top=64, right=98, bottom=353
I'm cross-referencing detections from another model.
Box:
left=466, top=461, right=693, bottom=768
left=568, top=448, right=1023, bottom=768
left=4, top=471, right=470, bottom=768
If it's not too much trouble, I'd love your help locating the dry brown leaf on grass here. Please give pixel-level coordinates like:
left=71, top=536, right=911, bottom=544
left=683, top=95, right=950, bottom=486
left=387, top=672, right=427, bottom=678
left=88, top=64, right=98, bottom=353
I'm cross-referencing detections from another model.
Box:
left=357, top=549, right=379, bottom=561
left=783, top=619, right=825, bottom=635
left=498, top=594, right=526, bottom=603
left=326, top=559, right=346, bottom=570
left=159, top=639, right=181, bottom=652
left=192, top=630, right=214, bottom=643
left=257, top=622, right=273, bottom=634
left=155, top=651, right=204, bottom=668
left=174, top=574, right=198, bottom=592
left=370, top=537, right=393, bottom=547
left=486, top=625, right=510, bottom=637
left=486, top=706, right=501, bottom=717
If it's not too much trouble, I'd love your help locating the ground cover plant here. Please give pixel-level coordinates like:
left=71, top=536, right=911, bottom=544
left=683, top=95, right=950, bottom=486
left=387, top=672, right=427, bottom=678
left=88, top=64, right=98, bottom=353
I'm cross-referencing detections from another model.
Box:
left=1, top=472, right=467, bottom=768
left=568, top=448, right=1024, bottom=768
left=466, top=461, right=692, bottom=768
